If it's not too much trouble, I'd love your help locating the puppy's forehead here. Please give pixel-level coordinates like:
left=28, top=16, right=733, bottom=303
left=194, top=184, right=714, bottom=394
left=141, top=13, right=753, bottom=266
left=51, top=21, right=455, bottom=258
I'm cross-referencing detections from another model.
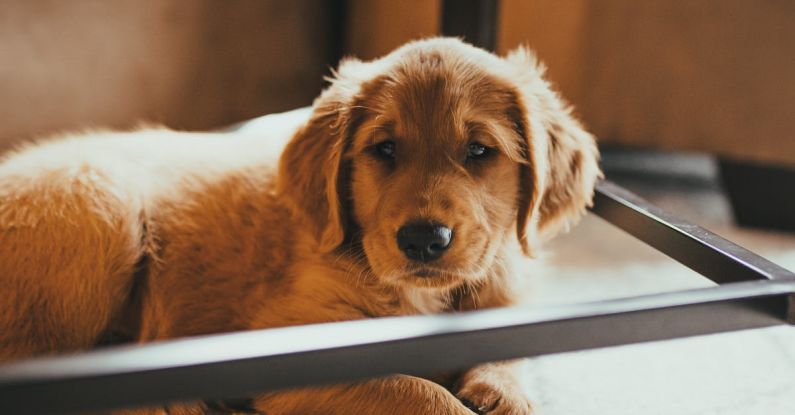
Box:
left=364, top=54, right=516, bottom=144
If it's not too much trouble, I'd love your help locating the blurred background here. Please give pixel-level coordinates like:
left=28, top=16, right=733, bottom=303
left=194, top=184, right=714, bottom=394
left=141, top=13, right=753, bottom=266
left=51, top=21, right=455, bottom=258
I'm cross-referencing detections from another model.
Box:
left=2, top=1, right=794, bottom=413
left=2, top=0, right=794, bottom=232
left=1, top=0, right=793, bottom=163
left=2, top=0, right=793, bottom=165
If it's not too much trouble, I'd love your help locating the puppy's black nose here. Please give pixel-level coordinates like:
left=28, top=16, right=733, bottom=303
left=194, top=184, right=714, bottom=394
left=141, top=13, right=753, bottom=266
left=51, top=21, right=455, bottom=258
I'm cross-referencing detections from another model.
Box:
left=397, top=222, right=453, bottom=262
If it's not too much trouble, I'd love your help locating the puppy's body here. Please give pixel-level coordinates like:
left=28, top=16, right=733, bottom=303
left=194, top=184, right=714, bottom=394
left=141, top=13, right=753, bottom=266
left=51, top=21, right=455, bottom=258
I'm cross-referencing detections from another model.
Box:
left=0, top=128, right=276, bottom=349
left=0, top=38, right=600, bottom=414
left=0, top=125, right=519, bottom=414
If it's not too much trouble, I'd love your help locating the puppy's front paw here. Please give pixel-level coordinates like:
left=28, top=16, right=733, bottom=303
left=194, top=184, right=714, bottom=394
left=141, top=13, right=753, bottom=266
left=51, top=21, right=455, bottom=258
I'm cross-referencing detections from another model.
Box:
left=456, top=365, right=533, bottom=415
left=457, top=381, right=532, bottom=415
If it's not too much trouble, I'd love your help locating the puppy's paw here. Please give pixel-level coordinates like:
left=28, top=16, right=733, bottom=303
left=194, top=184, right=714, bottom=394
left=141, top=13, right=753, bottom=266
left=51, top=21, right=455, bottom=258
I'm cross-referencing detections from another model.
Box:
left=456, top=365, right=533, bottom=415
left=457, top=380, right=533, bottom=415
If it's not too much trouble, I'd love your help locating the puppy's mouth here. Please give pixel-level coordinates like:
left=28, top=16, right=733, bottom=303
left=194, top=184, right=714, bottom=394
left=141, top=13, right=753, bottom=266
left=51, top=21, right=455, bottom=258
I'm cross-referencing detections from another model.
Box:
left=389, top=264, right=485, bottom=289
left=408, top=266, right=470, bottom=278
left=397, top=269, right=462, bottom=289
left=412, top=268, right=434, bottom=278
left=364, top=236, right=490, bottom=288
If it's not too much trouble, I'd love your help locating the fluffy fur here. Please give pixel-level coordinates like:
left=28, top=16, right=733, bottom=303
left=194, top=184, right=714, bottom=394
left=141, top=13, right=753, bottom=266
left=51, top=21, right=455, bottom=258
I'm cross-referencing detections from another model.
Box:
left=0, top=38, right=600, bottom=414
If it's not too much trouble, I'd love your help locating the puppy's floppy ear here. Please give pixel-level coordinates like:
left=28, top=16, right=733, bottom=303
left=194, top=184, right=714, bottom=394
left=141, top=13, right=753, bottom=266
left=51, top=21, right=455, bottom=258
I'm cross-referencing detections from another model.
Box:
left=504, top=46, right=602, bottom=256
left=277, top=58, right=370, bottom=252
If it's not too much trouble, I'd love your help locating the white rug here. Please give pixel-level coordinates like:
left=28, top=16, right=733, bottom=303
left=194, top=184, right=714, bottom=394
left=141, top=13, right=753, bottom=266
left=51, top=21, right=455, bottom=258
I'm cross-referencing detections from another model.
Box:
left=521, top=211, right=795, bottom=414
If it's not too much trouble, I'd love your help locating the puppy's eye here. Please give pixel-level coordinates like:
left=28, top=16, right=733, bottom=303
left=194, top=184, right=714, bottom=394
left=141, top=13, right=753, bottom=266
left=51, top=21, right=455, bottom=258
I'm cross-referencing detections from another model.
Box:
left=373, top=140, right=396, bottom=159
left=467, top=142, right=491, bottom=159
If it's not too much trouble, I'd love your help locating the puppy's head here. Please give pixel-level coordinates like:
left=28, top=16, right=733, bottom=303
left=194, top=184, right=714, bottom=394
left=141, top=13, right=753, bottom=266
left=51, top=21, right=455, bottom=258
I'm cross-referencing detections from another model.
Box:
left=278, top=38, right=600, bottom=290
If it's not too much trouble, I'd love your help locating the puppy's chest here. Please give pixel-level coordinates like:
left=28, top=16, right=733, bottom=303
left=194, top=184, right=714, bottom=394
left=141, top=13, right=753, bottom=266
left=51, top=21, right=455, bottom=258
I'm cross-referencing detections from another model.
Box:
left=345, top=274, right=456, bottom=317
left=398, top=287, right=453, bottom=315
left=327, top=288, right=453, bottom=324
left=285, top=262, right=454, bottom=322
left=355, top=288, right=451, bottom=318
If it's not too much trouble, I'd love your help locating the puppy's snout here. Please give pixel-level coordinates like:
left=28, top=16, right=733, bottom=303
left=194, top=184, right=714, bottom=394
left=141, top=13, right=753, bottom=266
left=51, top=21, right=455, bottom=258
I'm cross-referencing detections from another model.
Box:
left=396, top=222, right=453, bottom=262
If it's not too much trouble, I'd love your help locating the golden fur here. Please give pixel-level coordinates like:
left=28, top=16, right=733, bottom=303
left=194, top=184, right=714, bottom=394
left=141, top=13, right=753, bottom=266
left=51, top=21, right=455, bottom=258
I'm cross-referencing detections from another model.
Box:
left=0, top=38, right=600, bottom=414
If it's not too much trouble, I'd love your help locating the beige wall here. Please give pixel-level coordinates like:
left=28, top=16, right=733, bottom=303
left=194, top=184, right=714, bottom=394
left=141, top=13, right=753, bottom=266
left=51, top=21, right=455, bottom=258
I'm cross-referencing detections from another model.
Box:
left=498, top=0, right=589, bottom=107
left=0, top=0, right=335, bottom=150
left=345, top=0, right=440, bottom=61
left=502, top=0, right=795, bottom=165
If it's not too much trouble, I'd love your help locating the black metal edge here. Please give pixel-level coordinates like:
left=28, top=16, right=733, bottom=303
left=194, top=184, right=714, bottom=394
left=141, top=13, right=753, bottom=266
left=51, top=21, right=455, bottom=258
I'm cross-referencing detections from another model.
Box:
left=0, top=279, right=792, bottom=414
left=593, top=180, right=795, bottom=323
left=327, top=0, right=349, bottom=72
left=789, top=295, right=795, bottom=324
left=441, top=0, right=500, bottom=51
left=592, top=180, right=795, bottom=283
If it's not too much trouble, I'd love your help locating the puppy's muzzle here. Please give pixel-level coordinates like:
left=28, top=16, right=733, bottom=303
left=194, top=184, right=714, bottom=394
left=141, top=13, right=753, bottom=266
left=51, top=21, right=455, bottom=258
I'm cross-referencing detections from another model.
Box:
left=396, top=221, right=453, bottom=262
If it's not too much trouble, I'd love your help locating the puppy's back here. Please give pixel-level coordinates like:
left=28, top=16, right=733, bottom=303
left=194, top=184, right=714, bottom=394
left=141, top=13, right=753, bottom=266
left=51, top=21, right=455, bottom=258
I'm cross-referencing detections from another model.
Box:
left=0, top=124, right=295, bottom=360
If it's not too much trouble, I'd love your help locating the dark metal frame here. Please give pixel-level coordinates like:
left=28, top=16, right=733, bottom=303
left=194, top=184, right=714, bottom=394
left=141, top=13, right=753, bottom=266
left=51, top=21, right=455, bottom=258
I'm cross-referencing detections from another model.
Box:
left=441, top=0, right=499, bottom=51
left=0, top=180, right=793, bottom=415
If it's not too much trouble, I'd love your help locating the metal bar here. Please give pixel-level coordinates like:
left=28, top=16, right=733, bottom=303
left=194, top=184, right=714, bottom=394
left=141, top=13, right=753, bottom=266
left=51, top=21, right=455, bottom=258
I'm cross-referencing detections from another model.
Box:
left=441, top=0, right=500, bottom=51
left=592, top=180, right=795, bottom=284
left=0, top=279, right=792, bottom=415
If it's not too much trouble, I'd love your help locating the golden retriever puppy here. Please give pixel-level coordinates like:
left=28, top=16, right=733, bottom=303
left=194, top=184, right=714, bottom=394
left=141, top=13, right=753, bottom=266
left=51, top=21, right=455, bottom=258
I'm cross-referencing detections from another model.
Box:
left=0, top=38, right=600, bottom=414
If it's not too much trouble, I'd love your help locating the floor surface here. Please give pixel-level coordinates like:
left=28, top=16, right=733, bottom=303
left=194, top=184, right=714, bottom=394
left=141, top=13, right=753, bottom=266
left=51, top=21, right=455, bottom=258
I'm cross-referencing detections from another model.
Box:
left=522, top=148, right=795, bottom=414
